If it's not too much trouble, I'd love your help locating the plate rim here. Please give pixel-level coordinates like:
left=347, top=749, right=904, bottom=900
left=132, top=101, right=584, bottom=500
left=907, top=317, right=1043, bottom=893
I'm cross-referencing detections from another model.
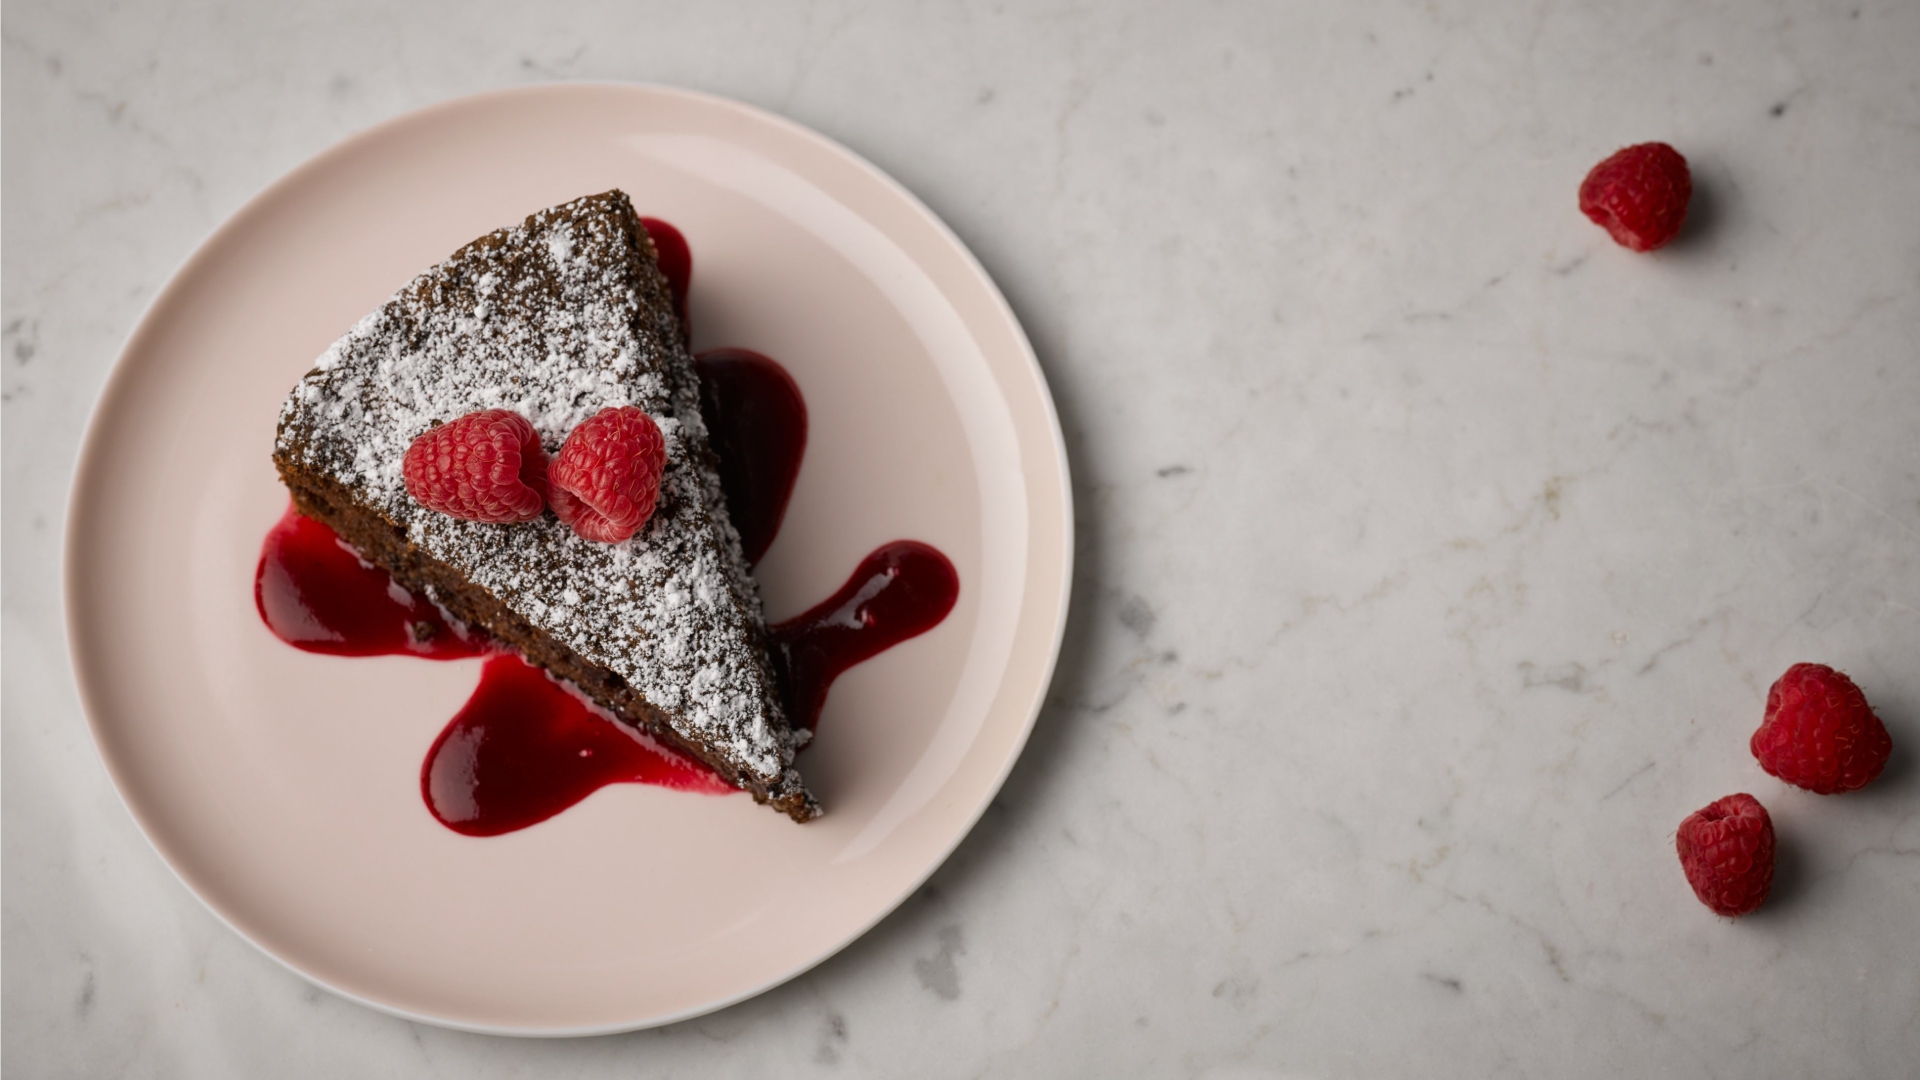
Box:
left=62, top=81, right=1074, bottom=1036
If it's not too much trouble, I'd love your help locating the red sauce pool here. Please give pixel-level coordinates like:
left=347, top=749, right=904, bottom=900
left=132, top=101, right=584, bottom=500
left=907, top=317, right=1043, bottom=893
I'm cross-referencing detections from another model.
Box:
left=423, top=654, right=732, bottom=836
left=694, top=348, right=806, bottom=567
left=255, top=507, right=483, bottom=660
left=256, top=215, right=959, bottom=836
left=638, top=217, right=691, bottom=337
left=772, top=541, right=961, bottom=733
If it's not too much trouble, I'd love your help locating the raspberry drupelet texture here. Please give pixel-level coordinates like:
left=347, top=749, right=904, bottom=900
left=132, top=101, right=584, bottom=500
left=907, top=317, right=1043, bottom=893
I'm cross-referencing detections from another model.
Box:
left=1676, top=793, right=1774, bottom=917
left=549, top=405, right=668, bottom=543
left=1751, top=663, right=1893, bottom=794
left=1579, top=142, right=1692, bottom=252
left=401, top=409, right=548, bottom=523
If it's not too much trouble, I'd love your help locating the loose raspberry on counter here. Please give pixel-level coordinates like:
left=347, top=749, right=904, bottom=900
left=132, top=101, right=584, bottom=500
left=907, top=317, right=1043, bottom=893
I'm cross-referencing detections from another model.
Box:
left=1751, top=663, right=1893, bottom=794
left=548, top=406, right=668, bottom=543
left=1676, top=793, right=1774, bottom=917
left=402, top=409, right=549, bottom=523
left=1578, top=142, right=1692, bottom=252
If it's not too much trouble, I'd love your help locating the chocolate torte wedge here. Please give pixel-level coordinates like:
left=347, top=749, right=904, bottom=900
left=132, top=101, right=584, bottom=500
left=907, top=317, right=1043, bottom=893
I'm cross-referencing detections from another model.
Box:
left=273, top=191, right=819, bottom=822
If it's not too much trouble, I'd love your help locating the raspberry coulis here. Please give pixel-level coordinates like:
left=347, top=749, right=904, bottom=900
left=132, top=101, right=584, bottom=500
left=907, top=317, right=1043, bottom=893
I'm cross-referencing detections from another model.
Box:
left=254, top=217, right=958, bottom=836
left=774, top=541, right=960, bottom=735
left=694, top=348, right=806, bottom=567
left=256, top=508, right=484, bottom=659
left=422, top=654, right=734, bottom=836
left=639, top=217, right=691, bottom=334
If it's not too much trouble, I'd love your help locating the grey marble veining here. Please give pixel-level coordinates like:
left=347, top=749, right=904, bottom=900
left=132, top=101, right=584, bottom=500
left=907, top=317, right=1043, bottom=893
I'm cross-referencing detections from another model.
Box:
left=5, top=1, right=1918, bottom=1077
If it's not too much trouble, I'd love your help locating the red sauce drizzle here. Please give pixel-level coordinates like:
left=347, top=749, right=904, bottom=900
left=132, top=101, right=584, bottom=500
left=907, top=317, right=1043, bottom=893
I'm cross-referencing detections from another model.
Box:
left=255, top=505, right=483, bottom=659
left=423, top=654, right=732, bottom=836
left=255, top=216, right=959, bottom=835
left=694, top=349, right=806, bottom=567
left=638, top=217, right=691, bottom=337
left=771, top=541, right=960, bottom=733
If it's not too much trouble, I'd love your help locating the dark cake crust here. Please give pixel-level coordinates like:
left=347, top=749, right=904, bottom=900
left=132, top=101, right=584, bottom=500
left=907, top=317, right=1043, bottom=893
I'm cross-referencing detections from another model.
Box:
left=273, top=191, right=818, bottom=822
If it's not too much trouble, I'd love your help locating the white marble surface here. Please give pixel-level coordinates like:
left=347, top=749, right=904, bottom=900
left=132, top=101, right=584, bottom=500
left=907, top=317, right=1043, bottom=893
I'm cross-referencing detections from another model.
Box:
left=6, top=0, right=1919, bottom=1075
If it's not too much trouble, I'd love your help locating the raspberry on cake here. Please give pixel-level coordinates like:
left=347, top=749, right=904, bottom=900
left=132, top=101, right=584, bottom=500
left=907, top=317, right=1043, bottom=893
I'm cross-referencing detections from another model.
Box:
left=549, top=405, right=669, bottom=543
left=402, top=409, right=550, bottom=524
left=273, top=191, right=820, bottom=822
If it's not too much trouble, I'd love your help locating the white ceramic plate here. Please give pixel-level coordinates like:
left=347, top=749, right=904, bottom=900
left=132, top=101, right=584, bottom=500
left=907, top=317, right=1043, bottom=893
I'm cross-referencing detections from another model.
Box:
left=65, top=84, right=1071, bottom=1035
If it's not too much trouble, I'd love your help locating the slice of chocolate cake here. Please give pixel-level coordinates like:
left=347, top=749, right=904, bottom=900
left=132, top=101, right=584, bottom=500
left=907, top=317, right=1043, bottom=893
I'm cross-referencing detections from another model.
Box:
left=273, top=191, right=819, bottom=822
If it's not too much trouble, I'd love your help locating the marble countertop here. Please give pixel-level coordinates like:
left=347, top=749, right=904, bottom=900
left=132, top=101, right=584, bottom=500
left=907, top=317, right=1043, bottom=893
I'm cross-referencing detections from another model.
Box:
left=5, top=1, right=1917, bottom=1076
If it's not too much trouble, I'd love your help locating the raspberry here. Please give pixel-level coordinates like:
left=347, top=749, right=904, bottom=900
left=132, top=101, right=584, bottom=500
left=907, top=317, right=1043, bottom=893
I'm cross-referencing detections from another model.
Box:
left=1676, top=793, right=1774, bottom=917
left=1751, top=663, right=1892, bottom=794
left=402, top=409, right=548, bottom=524
left=1578, top=142, right=1692, bottom=252
left=548, top=406, right=667, bottom=543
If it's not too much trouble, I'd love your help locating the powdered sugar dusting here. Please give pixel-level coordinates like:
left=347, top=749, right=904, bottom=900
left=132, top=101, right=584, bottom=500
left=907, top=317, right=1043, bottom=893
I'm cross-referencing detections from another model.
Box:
left=274, top=192, right=803, bottom=792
